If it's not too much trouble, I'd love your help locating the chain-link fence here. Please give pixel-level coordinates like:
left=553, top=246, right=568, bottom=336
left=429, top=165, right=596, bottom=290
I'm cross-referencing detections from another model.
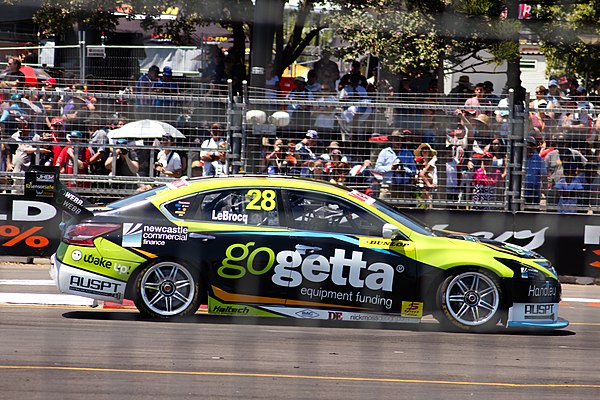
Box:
left=0, top=44, right=598, bottom=211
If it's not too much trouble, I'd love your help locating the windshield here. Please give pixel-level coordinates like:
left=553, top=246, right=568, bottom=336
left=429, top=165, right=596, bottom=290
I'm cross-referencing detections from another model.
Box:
left=107, top=185, right=171, bottom=210
left=370, top=199, right=435, bottom=237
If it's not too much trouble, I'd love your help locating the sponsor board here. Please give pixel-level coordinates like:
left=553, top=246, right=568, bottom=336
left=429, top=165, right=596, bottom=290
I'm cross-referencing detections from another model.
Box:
left=122, top=223, right=188, bottom=247
left=0, top=197, right=60, bottom=255
left=508, top=303, right=557, bottom=323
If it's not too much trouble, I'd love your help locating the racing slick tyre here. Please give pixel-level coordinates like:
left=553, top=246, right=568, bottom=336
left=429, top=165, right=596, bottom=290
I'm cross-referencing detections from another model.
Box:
left=133, top=260, right=201, bottom=319
left=436, top=268, right=504, bottom=332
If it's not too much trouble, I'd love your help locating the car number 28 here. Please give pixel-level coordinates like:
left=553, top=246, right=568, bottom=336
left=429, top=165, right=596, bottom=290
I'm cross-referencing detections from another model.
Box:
left=246, top=189, right=276, bottom=211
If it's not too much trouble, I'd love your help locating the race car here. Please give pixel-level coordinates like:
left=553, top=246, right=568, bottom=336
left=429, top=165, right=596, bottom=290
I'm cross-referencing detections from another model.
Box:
left=50, top=176, right=568, bottom=332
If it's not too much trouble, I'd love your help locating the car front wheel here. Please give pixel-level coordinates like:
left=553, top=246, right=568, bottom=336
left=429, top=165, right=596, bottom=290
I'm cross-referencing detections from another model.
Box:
left=134, top=260, right=201, bottom=318
left=437, top=269, right=503, bottom=332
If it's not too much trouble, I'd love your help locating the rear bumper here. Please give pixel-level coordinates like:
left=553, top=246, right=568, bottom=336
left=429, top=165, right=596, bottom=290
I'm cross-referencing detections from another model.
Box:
left=50, top=254, right=125, bottom=303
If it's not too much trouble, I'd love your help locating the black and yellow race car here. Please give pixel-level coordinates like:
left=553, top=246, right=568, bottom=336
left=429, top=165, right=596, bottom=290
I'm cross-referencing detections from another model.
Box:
left=51, top=176, right=568, bottom=332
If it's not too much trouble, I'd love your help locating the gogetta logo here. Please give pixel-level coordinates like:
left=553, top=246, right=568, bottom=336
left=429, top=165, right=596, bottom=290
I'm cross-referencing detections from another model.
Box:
left=71, top=250, right=82, bottom=261
left=122, top=223, right=143, bottom=248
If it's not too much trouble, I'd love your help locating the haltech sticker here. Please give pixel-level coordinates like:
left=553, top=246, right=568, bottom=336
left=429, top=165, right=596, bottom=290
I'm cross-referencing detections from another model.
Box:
left=401, top=301, right=423, bottom=317
left=358, top=238, right=407, bottom=249
left=208, top=297, right=277, bottom=317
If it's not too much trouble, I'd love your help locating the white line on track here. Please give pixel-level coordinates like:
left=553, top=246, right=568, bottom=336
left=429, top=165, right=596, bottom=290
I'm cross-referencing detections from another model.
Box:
left=0, top=293, right=95, bottom=306
left=562, top=297, right=600, bottom=303
left=0, top=280, right=54, bottom=286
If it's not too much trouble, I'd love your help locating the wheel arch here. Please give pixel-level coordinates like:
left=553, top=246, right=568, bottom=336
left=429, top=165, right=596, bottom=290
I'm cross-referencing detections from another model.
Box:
left=125, top=256, right=210, bottom=305
left=422, top=264, right=512, bottom=314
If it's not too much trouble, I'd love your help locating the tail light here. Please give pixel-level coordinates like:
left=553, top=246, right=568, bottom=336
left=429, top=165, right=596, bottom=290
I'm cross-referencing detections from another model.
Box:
left=63, top=223, right=121, bottom=246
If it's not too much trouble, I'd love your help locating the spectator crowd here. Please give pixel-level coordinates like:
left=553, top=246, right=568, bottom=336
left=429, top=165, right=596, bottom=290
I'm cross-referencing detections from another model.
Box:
left=1, top=48, right=600, bottom=212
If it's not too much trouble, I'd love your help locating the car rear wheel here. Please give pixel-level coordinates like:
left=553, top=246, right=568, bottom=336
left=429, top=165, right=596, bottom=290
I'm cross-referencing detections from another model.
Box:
left=134, top=260, right=201, bottom=318
left=437, top=269, right=503, bottom=332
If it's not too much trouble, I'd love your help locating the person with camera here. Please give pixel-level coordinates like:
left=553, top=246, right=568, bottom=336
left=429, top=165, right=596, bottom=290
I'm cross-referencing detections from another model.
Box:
left=375, top=129, right=417, bottom=200
left=155, top=134, right=182, bottom=178
left=104, top=138, right=139, bottom=177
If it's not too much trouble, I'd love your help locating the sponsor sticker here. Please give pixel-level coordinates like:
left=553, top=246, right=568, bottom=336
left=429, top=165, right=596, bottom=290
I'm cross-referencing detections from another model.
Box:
left=358, top=237, right=407, bottom=249
left=509, top=303, right=557, bottom=322
left=401, top=301, right=423, bottom=317
left=348, top=190, right=376, bottom=205
left=122, top=223, right=188, bottom=247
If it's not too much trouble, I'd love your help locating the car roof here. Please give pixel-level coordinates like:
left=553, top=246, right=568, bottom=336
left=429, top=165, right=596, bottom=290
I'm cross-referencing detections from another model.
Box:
left=153, top=175, right=353, bottom=201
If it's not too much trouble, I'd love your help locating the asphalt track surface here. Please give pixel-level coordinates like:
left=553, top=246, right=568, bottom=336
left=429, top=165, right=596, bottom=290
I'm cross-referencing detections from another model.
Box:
left=1, top=263, right=600, bottom=399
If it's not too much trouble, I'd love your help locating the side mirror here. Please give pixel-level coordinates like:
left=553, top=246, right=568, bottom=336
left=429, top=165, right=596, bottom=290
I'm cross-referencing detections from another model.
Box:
left=382, top=223, right=400, bottom=239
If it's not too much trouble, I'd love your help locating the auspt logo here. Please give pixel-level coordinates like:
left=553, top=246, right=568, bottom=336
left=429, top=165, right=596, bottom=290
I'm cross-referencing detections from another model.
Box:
left=122, top=223, right=143, bottom=248
left=218, top=242, right=395, bottom=292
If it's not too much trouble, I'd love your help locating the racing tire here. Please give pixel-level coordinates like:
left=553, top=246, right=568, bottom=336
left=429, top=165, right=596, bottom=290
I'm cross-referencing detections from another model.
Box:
left=436, top=269, right=504, bottom=332
left=133, top=260, right=201, bottom=319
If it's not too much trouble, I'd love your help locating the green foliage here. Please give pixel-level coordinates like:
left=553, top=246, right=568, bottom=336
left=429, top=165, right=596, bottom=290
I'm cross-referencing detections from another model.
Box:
left=327, top=0, right=513, bottom=78
left=533, top=0, right=600, bottom=82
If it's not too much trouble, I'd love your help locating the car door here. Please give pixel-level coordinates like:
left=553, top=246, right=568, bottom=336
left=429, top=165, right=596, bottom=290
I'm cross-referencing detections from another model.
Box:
left=280, top=189, right=418, bottom=315
left=174, top=187, right=292, bottom=307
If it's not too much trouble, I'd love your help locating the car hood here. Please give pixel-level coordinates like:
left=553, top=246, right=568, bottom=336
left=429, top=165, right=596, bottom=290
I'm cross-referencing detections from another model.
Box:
left=435, top=230, right=544, bottom=260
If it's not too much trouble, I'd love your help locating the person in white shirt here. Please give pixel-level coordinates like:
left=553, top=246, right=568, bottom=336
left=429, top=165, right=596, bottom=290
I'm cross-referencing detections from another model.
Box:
left=200, top=123, right=225, bottom=176
left=338, top=75, right=372, bottom=141
left=155, top=134, right=182, bottom=178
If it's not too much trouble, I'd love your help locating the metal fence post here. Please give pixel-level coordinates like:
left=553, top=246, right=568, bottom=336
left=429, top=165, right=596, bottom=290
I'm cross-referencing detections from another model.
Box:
left=227, top=79, right=244, bottom=173
left=78, top=30, right=86, bottom=83
left=507, top=89, right=527, bottom=212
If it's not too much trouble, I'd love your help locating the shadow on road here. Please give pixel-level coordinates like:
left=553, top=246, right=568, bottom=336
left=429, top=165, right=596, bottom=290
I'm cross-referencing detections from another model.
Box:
left=62, top=310, right=576, bottom=336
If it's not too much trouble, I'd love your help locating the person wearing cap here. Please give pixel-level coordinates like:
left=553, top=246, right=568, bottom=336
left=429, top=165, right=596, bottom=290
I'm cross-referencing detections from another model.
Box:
left=41, top=77, right=64, bottom=119
left=375, top=129, right=417, bottom=200
left=155, top=66, right=180, bottom=111
left=0, top=93, right=28, bottom=140
left=55, top=130, right=92, bottom=188
left=155, top=134, right=182, bottom=178
left=1, top=57, right=25, bottom=89
left=546, top=79, right=562, bottom=105
left=135, top=64, right=160, bottom=119
left=105, top=138, right=139, bottom=177
left=285, top=76, right=314, bottom=129
left=449, top=75, right=474, bottom=104
left=523, top=135, right=547, bottom=206
left=483, top=81, right=500, bottom=106
left=294, top=130, right=320, bottom=177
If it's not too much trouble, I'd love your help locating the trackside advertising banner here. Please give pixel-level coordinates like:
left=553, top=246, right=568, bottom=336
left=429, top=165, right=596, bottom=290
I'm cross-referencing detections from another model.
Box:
left=0, top=195, right=62, bottom=256
left=405, top=209, right=600, bottom=278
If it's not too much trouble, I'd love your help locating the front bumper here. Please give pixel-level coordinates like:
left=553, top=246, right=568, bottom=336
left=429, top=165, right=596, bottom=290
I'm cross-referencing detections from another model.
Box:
left=506, top=302, right=569, bottom=329
left=50, top=254, right=126, bottom=303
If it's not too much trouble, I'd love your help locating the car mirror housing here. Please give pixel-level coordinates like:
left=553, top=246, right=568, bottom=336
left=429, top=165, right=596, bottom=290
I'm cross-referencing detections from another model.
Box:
left=382, top=223, right=400, bottom=239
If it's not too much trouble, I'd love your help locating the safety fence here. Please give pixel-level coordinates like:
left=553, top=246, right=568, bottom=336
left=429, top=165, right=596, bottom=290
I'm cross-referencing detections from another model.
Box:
left=0, top=79, right=598, bottom=212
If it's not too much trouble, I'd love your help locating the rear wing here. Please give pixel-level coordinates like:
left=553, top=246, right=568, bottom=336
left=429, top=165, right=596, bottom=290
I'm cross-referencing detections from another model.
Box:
left=24, top=166, right=94, bottom=221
